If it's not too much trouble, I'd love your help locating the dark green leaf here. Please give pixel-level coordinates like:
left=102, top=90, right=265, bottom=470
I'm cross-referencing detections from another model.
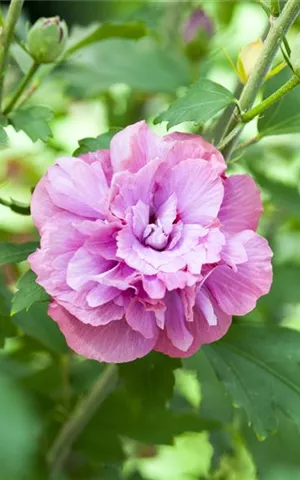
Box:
left=252, top=169, right=300, bottom=220
left=8, top=105, right=54, bottom=142
left=74, top=128, right=121, bottom=156
left=0, top=274, right=17, bottom=347
left=67, top=22, right=148, bottom=56
left=185, top=324, right=300, bottom=438
left=12, top=270, right=50, bottom=315
left=13, top=303, right=68, bottom=354
left=154, top=79, right=235, bottom=129
left=258, top=69, right=300, bottom=136
left=119, top=352, right=181, bottom=409
left=63, top=38, right=190, bottom=96
left=0, top=241, right=38, bottom=266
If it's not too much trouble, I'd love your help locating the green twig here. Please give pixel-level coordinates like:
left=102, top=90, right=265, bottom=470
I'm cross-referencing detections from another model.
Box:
left=3, top=61, right=39, bottom=114
left=0, top=0, right=24, bottom=108
left=221, top=0, right=300, bottom=159
left=241, top=73, right=300, bottom=123
left=48, top=364, right=118, bottom=479
left=270, top=0, right=281, bottom=16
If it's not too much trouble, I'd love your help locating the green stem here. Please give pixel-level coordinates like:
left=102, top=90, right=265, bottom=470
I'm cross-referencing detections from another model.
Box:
left=241, top=73, right=300, bottom=123
left=48, top=364, right=118, bottom=479
left=221, top=0, right=300, bottom=159
left=217, top=124, right=243, bottom=150
left=0, top=0, right=24, bottom=108
left=271, top=0, right=281, bottom=16
left=3, top=61, right=39, bottom=114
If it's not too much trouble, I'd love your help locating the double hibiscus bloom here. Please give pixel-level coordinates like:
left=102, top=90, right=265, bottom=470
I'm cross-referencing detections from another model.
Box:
left=29, top=121, right=272, bottom=363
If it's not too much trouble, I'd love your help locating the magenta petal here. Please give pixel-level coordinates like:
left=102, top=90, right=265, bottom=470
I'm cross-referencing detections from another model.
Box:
left=164, top=291, right=193, bottom=352
left=206, top=231, right=273, bottom=315
left=155, top=158, right=224, bottom=224
left=31, top=176, right=62, bottom=231
left=110, top=120, right=168, bottom=173
left=156, top=193, right=177, bottom=235
left=86, top=285, right=119, bottom=307
left=49, top=302, right=156, bottom=363
left=126, top=298, right=158, bottom=339
left=219, top=175, right=263, bottom=234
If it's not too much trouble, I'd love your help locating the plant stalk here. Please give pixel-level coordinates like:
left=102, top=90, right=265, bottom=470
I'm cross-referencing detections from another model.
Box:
left=221, top=0, right=300, bottom=159
left=241, top=73, right=300, bottom=123
left=3, top=61, right=39, bottom=114
left=48, top=364, right=118, bottom=479
left=0, top=0, right=24, bottom=108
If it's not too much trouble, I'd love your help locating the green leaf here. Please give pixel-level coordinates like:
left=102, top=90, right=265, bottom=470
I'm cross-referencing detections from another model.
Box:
left=8, top=105, right=54, bottom=142
left=0, top=274, right=17, bottom=347
left=12, top=270, right=50, bottom=315
left=0, top=196, right=31, bottom=215
left=0, top=241, right=38, bottom=266
left=185, top=324, right=300, bottom=438
left=258, top=69, right=300, bottom=136
left=252, top=169, right=300, bottom=220
left=119, top=352, right=181, bottom=409
left=66, top=22, right=148, bottom=56
left=74, top=128, right=121, bottom=156
left=154, top=79, right=235, bottom=129
left=0, top=125, right=8, bottom=147
left=13, top=303, right=68, bottom=354
left=63, top=38, right=190, bottom=97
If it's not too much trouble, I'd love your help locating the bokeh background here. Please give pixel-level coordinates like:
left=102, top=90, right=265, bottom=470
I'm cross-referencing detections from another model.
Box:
left=1, top=1, right=300, bottom=479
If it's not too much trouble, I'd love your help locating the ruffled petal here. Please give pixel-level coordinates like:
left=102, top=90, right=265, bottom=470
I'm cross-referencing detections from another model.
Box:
left=206, top=231, right=273, bottom=315
left=219, top=175, right=263, bottom=234
left=154, top=158, right=224, bottom=225
left=49, top=302, right=157, bottom=363
left=126, top=298, right=158, bottom=339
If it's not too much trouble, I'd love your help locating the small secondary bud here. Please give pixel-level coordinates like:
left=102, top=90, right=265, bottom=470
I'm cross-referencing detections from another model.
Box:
left=182, top=8, right=214, bottom=61
left=27, top=16, right=68, bottom=64
left=236, top=40, right=264, bottom=84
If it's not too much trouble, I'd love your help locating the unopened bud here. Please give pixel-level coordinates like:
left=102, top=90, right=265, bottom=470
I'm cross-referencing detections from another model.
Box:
left=291, top=34, right=300, bottom=76
left=27, top=16, right=68, bottom=64
left=236, top=40, right=264, bottom=84
left=183, top=8, right=214, bottom=44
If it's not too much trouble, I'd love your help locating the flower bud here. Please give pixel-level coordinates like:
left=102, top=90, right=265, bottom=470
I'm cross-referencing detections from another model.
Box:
left=182, top=8, right=214, bottom=61
left=291, top=34, right=300, bottom=77
left=27, top=16, right=68, bottom=64
left=183, top=8, right=214, bottom=44
left=236, top=40, right=264, bottom=84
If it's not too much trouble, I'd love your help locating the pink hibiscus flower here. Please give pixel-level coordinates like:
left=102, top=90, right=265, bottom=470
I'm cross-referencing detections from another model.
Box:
left=29, top=121, right=272, bottom=363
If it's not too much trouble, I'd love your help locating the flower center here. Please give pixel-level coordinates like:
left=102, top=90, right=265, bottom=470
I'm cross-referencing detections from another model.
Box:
left=143, top=222, right=169, bottom=251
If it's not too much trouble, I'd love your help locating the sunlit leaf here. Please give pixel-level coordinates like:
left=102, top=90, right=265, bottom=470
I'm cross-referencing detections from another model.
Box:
left=154, top=79, right=235, bottom=129
left=67, top=22, right=148, bottom=56
left=12, top=270, right=49, bottom=315
left=185, top=324, right=300, bottom=438
left=8, top=105, right=54, bottom=142
left=63, top=38, right=190, bottom=97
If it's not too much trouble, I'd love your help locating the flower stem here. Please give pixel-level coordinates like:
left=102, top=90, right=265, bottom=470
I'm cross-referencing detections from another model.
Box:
left=271, top=0, right=281, bottom=16
left=48, top=364, right=118, bottom=480
left=0, top=0, right=24, bottom=108
left=221, top=0, right=300, bottom=159
left=3, top=61, right=39, bottom=114
left=241, top=73, right=300, bottom=123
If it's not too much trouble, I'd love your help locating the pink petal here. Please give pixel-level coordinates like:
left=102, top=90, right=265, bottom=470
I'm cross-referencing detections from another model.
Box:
left=132, top=201, right=150, bottom=239
left=156, top=193, right=177, bottom=235
left=219, top=175, right=263, bottom=234
left=154, top=159, right=224, bottom=225
left=46, top=157, right=108, bottom=219
left=142, top=276, right=166, bottom=299
left=206, top=231, right=273, bottom=315
left=80, top=150, right=113, bottom=185
left=49, top=302, right=156, bottom=363
left=66, top=247, right=115, bottom=291
left=86, top=285, right=119, bottom=307
left=110, top=120, right=168, bottom=173
left=221, top=234, right=248, bottom=270
left=126, top=298, right=158, bottom=339
left=164, top=291, right=194, bottom=352
left=31, top=176, right=63, bottom=231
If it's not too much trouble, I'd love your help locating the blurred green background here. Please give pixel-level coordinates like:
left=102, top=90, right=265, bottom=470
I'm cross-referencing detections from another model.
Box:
left=1, top=1, right=300, bottom=479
